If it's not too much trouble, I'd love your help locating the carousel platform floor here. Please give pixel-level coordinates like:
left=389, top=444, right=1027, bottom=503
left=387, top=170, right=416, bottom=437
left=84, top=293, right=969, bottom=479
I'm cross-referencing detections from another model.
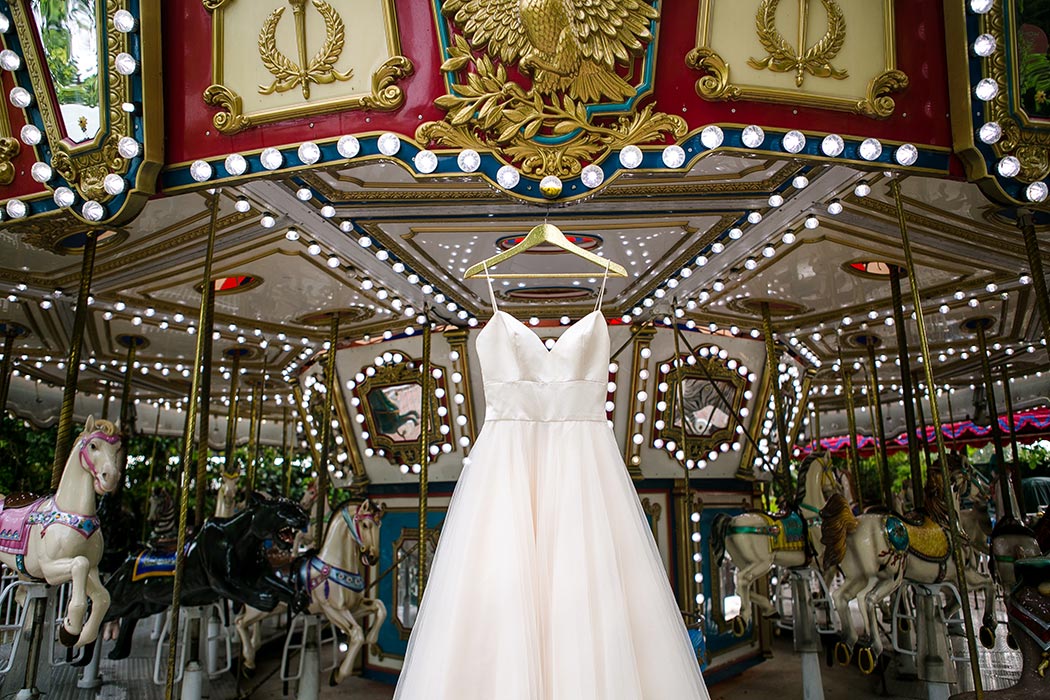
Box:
left=1, top=606, right=1025, bottom=700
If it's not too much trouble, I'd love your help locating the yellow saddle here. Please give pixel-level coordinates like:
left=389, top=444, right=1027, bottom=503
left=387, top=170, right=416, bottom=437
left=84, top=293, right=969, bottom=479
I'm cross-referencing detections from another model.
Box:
left=902, top=515, right=949, bottom=563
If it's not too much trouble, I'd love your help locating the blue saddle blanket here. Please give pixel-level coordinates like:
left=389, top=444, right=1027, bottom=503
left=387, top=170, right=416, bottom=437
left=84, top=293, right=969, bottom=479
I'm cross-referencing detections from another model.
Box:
left=131, top=550, right=176, bottom=581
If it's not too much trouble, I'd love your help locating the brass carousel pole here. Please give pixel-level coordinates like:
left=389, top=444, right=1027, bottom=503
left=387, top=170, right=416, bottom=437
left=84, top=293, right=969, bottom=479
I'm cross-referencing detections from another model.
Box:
left=0, top=328, right=17, bottom=411
left=1017, top=209, right=1050, bottom=361
left=1001, top=366, right=1024, bottom=500
left=889, top=265, right=924, bottom=509
left=838, top=348, right=864, bottom=511
left=672, top=302, right=694, bottom=615
left=246, top=379, right=262, bottom=491
left=970, top=319, right=1019, bottom=519
left=116, top=337, right=141, bottom=482
left=52, top=229, right=99, bottom=485
left=913, top=371, right=934, bottom=470
left=223, top=348, right=243, bottom=475
left=863, top=340, right=893, bottom=507
left=194, top=282, right=215, bottom=528
left=418, top=311, right=433, bottom=598
left=165, top=190, right=221, bottom=700
left=317, top=315, right=340, bottom=545
left=891, top=178, right=983, bottom=698
left=761, top=302, right=794, bottom=502
left=143, top=407, right=162, bottom=541
left=100, top=381, right=112, bottom=421
left=282, top=406, right=292, bottom=498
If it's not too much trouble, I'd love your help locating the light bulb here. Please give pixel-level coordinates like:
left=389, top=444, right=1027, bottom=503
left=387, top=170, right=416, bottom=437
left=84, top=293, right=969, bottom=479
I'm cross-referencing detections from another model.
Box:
left=337, top=135, right=360, bottom=159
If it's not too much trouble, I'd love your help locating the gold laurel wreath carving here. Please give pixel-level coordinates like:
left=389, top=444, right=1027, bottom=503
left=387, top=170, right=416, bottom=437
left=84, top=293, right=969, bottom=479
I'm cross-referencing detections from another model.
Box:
left=747, top=0, right=848, bottom=87
left=416, top=34, right=685, bottom=178
left=258, top=0, right=353, bottom=99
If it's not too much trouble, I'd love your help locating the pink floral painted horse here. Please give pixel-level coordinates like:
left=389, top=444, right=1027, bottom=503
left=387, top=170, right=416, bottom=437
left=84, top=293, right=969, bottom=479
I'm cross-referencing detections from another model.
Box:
left=0, top=416, right=123, bottom=647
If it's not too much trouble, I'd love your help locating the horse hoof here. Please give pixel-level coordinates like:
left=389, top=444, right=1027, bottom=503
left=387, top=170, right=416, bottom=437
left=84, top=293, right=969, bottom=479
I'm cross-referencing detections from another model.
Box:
left=834, top=641, right=852, bottom=666
left=979, top=624, right=995, bottom=649
left=58, top=625, right=79, bottom=648
left=857, top=647, right=876, bottom=675
left=731, top=617, right=747, bottom=637
left=329, top=669, right=339, bottom=687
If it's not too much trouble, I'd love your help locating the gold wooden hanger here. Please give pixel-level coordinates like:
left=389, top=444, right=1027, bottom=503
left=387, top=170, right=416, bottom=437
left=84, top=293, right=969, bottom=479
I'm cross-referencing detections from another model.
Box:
left=463, top=223, right=628, bottom=279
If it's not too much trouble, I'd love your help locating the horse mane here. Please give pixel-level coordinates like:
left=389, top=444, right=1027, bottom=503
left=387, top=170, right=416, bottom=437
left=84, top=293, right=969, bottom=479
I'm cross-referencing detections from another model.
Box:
left=819, top=492, right=857, bottom=572
left=320, top=496, right=357, bottom=541
left=922, top=470, right=950, bottom=527
left=790, top=452, right=822, bottom=509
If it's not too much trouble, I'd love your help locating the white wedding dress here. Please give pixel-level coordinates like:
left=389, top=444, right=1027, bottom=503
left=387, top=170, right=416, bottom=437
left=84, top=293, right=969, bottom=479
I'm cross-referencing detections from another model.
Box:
left=393, top=275, right=709, bottom=700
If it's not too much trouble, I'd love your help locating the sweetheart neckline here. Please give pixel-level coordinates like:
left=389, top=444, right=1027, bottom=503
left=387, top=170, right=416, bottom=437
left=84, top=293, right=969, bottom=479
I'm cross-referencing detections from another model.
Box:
left=487, top=309, right=606, bottom=355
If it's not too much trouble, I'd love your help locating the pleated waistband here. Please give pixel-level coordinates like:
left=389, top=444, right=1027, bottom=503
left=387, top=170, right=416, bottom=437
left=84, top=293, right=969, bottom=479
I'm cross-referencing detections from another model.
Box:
left=483, top=380, right=608, bottom=423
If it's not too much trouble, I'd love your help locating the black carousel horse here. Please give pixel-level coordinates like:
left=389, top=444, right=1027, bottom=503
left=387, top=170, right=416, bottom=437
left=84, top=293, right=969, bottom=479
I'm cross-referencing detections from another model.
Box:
left=100, top=491, right=309, bottom=660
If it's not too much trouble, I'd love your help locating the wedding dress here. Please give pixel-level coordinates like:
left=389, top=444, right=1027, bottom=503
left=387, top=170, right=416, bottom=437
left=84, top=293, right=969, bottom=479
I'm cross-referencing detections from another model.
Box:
left=393, top=271, right=709, bottom=700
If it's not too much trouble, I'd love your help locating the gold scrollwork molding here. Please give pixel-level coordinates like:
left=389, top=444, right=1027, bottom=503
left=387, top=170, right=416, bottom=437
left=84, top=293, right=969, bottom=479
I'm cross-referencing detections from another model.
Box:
left=686, top=0, right=907, bottom=119
left=418, top=1, right=684, bottom=178
left=203, top=0, right=412, bottom=135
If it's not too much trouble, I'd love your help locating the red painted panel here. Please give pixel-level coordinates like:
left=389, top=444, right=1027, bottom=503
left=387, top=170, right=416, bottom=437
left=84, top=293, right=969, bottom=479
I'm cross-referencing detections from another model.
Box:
left=135, top=0, right=959, bottom=167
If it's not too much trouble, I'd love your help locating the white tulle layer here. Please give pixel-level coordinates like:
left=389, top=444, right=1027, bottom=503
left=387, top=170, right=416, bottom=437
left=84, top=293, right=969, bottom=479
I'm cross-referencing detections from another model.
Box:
left=393, top=419, right=709, bottom=700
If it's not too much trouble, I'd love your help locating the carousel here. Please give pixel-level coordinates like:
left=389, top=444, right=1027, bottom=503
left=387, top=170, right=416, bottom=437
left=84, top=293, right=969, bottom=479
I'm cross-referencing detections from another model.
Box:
left=0, top=1, right=1049, bottom=699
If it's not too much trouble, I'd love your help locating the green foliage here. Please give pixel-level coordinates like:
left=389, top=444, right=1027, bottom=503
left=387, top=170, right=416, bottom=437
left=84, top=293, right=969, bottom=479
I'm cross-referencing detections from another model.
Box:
left=31, top=0, right=100, bottom=111
left=0, top=415, right=58, bottom=494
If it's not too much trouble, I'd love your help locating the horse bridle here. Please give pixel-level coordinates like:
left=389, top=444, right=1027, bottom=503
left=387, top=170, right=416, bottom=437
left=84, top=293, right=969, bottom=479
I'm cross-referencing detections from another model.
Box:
left=77, top=431, right=122, bottom=487
left=341, top=502, right=379, bottom=550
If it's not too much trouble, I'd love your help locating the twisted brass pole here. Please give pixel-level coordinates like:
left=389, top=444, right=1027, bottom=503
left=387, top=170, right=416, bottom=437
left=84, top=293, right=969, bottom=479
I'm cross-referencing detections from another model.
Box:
left=913, top=370, right=934, bottom=470
left=0, top=331, right=14, bottom=412
left=246, top=380, right=262, bottom=491
left=195, top=283, right=215, bottom=528
left=223, top=350, right=242, bottom=474
left=864, top=341, right=893, bottom=508
left=1000, top=366, right=1023, bottom=501
left=891, top=178, right=983, bottom=699
left=282, top=406, right=292, bottom=498
left=1017, top=209, right=1050, bottom=362
left=889, top=265, right=923, bottom=508
left=974, top=321, right=1017, bottom=519
left=418, top=312, right=432, bottom=598
left=165, top=190, right=221, bottom=700
left=672, top=305, right=694, bottom=615
left=52, top=230, right=98, bottom=485
left=317, top=315, right=339, bottom=542
left=837, top=350, right=863, bottom=511
left=761, top=302, right=793, bottom=501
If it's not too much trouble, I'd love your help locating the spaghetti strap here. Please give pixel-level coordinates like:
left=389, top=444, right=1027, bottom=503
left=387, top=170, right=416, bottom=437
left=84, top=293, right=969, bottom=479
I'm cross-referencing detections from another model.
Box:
left=594, top=262, right=609, bottom=312
left=483, top=260, right=499, bottom=313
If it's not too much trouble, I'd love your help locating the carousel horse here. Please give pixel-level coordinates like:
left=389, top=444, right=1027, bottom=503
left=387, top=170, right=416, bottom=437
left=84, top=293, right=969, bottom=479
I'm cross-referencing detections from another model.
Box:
left=710, top=452, right=839, bottom=635
left=949, top=556, right=1050, bottom=700
left=215, top=471, right=239, bottom=518
left=294, top=479, right=320, bottom=551
left=101, top=491, right=309, bottom=660
left=0, top=417, right=123, bottom=648
left=822, top=468, right=997, bottom=673
left=147, top=485, right=177, bottom=545
left=990, top=516, right=1041, bottom=595
left=236, top=498, right=387, bottom=686
left=952, top=463, right=994, bottom=557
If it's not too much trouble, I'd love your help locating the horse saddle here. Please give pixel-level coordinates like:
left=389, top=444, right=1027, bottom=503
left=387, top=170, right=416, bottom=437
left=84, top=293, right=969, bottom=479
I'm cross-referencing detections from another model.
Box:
left=900, top=514, right=950, bottom=564
left=130, top=549, right=177, bottom=581
left=733, top=512, right=806, bottom=553
left=0, top=495, right=46, bottom=555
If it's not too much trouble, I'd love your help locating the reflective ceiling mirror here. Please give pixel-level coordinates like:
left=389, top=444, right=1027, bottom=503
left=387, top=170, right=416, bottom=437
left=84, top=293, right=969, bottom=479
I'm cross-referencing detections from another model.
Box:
left=28, top=0, right=101, bottom=144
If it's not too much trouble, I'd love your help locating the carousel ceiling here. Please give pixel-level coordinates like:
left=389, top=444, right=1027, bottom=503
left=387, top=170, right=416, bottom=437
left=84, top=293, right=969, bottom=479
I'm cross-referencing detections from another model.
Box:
left=1, top=155, right=1048, bottom=437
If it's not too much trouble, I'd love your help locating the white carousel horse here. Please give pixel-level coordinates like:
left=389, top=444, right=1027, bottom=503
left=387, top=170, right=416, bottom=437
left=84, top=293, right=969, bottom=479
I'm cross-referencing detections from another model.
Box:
left=215, top=471, right=239, bottom=518
left=0, top=416, right=123, bottom=648
left=710, top=452, right=839, bottom=635
left=236, top=498, right=387, bottom=685
left=822, top=466, right=997, bottom=673
left=294, top=479, right=320, bottom=552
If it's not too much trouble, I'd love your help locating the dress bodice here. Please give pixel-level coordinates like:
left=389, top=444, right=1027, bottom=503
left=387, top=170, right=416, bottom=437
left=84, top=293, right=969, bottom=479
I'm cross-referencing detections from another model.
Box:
left=475, top=310, right=610, bottom=423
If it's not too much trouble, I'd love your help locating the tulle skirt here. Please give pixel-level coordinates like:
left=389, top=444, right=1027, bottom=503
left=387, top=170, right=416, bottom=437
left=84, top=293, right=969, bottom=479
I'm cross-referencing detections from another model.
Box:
left=393, top=420, right=709, bottom=700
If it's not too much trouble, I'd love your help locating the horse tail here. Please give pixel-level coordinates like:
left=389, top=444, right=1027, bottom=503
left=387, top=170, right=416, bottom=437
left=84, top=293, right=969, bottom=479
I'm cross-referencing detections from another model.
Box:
left=820, top=492, right=857, bottom=572
left=711, top=513, right=731, bottom=568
